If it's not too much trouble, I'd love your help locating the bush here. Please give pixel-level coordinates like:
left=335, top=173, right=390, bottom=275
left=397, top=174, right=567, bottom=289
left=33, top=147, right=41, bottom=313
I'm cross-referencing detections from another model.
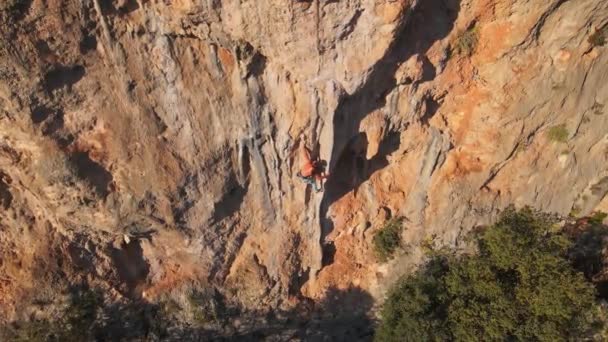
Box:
left=0, top=0, right=24, bottom=11
left=376, top=207, right=598, bottom=342
left=589, top=211, right=608, bottom=226
left=547, top=124, right=569, bottom=143
left=187, top=290, right=226, bottom=326
left=453, top=26, right=478, bottom=56
left=373, top=218, right=404, bottom=262
left=0, top=0, right=31, bottom=20
left=589, top=27, right=607, bottom=47
left=593, top=102, right=605, bottom=115
left=0, top=288, right=101, bottom=342
left=61, top=288, right=101, bottom=340
left=570, top=205, right=582, bottom=218
left=0, top=320, right=56, bottom=342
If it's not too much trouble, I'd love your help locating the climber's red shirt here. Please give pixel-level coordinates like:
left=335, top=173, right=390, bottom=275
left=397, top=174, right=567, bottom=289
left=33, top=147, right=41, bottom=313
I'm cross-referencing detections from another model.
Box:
left=300, top=161, right=317, bottom=178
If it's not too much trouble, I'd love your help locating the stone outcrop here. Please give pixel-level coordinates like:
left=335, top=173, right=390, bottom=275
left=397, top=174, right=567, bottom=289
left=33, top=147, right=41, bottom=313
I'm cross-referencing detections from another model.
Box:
left=0, top=0, right=607, bottom=337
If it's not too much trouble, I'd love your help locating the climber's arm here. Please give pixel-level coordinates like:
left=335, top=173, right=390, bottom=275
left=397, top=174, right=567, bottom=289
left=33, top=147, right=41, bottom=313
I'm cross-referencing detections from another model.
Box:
left=300, top=143, right=313, bottom=165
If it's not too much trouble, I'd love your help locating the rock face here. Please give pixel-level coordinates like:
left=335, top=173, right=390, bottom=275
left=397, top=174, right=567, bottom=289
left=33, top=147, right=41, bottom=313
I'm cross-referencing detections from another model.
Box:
left=1, top=0, right=607, bottom=337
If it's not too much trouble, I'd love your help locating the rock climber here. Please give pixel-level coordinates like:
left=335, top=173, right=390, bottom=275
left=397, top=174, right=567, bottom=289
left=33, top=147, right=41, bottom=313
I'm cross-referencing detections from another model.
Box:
left=296, top=143, right=329, bottom=192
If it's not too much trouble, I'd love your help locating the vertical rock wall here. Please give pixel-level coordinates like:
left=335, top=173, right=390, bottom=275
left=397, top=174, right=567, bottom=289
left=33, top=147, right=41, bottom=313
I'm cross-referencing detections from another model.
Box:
left=0, top=0, right=607, bottom=335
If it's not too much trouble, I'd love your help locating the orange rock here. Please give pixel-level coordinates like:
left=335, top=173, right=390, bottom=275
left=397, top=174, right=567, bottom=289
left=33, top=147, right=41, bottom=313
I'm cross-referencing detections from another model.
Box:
left=554, top=49, right=572, bottom=71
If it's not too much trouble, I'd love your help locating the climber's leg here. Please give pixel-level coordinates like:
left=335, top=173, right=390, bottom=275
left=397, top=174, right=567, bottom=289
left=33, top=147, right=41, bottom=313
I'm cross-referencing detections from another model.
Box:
left=313, top=180, right=322, bottom=192
left=297, top=172, right=320, bottom=191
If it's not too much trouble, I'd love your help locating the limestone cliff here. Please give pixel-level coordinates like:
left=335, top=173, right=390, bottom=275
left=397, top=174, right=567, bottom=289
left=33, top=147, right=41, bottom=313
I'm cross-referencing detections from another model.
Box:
left=1, top=0, right=607, bottom=338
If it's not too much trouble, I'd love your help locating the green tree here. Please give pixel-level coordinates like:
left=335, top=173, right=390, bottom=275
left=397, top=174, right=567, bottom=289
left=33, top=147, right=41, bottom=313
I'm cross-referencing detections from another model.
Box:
left=376, top=207, right=598, bottom=342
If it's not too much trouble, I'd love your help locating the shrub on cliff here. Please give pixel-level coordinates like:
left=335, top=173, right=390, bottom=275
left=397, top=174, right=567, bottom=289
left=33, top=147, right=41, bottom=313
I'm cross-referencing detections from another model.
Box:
left=453, top=26, right=478, bottom=56
left=376, top=207, right=599, bottom=341
left=589, top=27, right=607, bottom=47
left=1, top=0, right=31, bottom=20
left=547, top=124, right=569, bottom=143
left=0, top=288, right=101, bottom=342
left=373, top=217, right=405, bottom=262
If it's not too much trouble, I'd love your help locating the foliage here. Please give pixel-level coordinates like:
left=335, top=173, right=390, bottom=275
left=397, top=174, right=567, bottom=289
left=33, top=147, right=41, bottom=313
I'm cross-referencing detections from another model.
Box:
left=66, top=289, right=100, bottom=326
left=570, top=205, right=582, bottom=218
left=373, top=217, right=405, bottom=262
left=585, top=302, right=608, bottom=341
left=375, top=256, right=451, bottom=342
left=1, top=287, right=229, bottom=340
left=0, top=320, right=56, bottom=342
left=453, top=26, right=479, bottom=57
left=187, top=290, right=225, bottom=326
left=376, top=207, right=598, bottom=342
left=60, top=288, right=101, bottom=341
left=0, top=288, right=101, bottom=342
left=589, top=211, right=608, bottom=226
left=0, top=0, right=31, bottom=20
left=569, top=224, right=608, bottom=285
left=37, top=153, right=77, bottom=185
left=0, top=0, right=24, bottom=10
left=592, top=102, right=605, bottom=116
left=589, top=27, right=607, bottom=47
left=547, top=124, right=569, bottom=143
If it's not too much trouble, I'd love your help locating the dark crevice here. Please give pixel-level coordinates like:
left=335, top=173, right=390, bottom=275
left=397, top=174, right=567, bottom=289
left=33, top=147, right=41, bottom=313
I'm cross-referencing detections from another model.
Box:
left=322, top=241, right=336, bottom=267
left=109, top=239, right=150, bottom=299
left=338, top=9, right=363, bottom=40
left=41, top=109, right=65, bottom=136
left=44, top=64, right=86, bottom=92
left=420, top=55, right=437, bottom=83
left=209, top=172, right=249, bottom=226
left=34, top=40, right=53, bottom=59
left=509, top=0, right=569, bottom=52
left=241, top=143, right=251, bottom=180
left=235, top=41, right=267, bottom=78
left=80, top=34, right=98, bottom=54
left=29, top=104, right=65, bottom=137
left=4, top=0, right=33, bottom=21
left=30, top=105, right=53, bottom=124
left=56, top=133, right=76, bottom=149
left=117, top=0, right=140, bottom=15
left=530, top=0, right=569, bottom=42
left=79, top=3, right=99, bottom=54
left=248, top=51, right=267, bottom=78
left=70, top=151, right=113, bottom=198
left=421, top=95, right=440, bottom=125
left=0, top=173, right=13, bottom=210
left=99, top=0, right=140, bottom=15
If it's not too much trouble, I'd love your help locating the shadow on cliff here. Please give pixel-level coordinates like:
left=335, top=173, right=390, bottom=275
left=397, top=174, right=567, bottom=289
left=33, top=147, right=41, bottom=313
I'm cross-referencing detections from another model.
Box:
left=565, top=217, right=608, bottom=299
left=2, top=280, right=374, bottom=341
left=66, top=287, right=374, bottom=341
left=109, top=239, right=150, bottom=299
left=182, top=286, right=376, bottom=341
left=320, top=0, right=461, bottom=255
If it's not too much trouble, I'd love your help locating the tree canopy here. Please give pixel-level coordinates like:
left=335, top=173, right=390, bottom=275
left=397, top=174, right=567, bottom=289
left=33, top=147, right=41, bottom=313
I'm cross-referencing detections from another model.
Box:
left=376, top=207, right=598, bottom=341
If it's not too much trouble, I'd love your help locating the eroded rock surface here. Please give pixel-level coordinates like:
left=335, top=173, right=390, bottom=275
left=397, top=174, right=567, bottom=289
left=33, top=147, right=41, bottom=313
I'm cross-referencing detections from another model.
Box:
left=1, top=0, right=607, bottom=338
